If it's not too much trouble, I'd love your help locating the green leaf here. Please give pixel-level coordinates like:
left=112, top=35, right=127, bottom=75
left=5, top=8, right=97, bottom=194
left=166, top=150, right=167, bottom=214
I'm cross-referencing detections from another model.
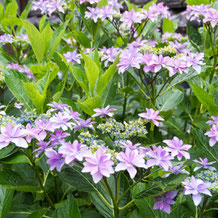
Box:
left=165, top=118, right=185, bottom=138
left=22, top=20, right=45, bottom=64
left=58, top=166, right=95, bottom=192
left=47, top=20, right=69, bottom=61
left=78, top=96, right=101, bottom=115
left=27, top=209, right=48, bottom=218
left=162, top=18, right=175, bottom=33
left=0, top=169, right=40, bottom=192
left=41, top=23, right=53, bottom=55
left=186, top=0, right=210, bottom=5
left=0, top=4, right=4, bottom=21
left=5, top=0, right=18, bottom=18
left=0, top=152, right=29, bottom=164
left=97, top=0, right=108, bottom=8
left=69, top=65, right=89, bottom=97
left=187, top=23, right=202, bottom=48
left=143, top=0, right=157, bottom=10
left=190, top=83, right=218, bottom=115
left=156, top=88, right=184, bottom=111
left=0, top=185, right=14, bottom=218
left=20, top=0, right=33, bottom=19
left=23, top=63, right=58, bottom=113
left=81, top=53, right=100, bottom=95
left=0, top=146, right=14, bottom=160
left=134, top=174, right=187, bottom=199
left=193, top=128, right=218, bottom=163
left=97, top=54, right=120, bottom=95
left=4, top=70, right=34, bottom=110
left=53, top=195, right=81, bottom=218
left=74, top=30, right=91, bottom=48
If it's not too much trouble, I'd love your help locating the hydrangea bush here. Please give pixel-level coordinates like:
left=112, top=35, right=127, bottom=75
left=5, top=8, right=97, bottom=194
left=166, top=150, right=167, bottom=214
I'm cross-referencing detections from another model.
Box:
left=0, top=0, right=217, bottom=217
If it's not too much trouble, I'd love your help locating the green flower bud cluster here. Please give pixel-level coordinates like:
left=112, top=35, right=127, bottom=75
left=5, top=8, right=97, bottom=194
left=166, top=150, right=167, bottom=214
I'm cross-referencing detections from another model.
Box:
left=141, top=45, right=177, bottom=56
left=196, top=170, right=218, bottom=194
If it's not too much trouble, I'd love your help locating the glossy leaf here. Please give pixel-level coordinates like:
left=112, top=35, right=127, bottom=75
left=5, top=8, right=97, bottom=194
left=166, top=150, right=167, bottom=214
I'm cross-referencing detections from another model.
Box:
left=0, top=185, right=14, bottom=218
left=22, top=20, right=45, bottom=64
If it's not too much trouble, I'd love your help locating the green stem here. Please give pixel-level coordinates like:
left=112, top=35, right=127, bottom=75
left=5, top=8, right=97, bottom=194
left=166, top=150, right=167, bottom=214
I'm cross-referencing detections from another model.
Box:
left=195, top=206, right=198, bottom=218
left=121, top=74, right=129, bottom=123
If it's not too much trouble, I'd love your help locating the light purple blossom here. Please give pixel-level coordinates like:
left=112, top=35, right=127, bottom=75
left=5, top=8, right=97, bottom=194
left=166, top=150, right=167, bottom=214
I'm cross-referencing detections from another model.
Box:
left=73, top=118, right=95, bottom=132
left=0, top=123, right=28, bottom=150
left=92, top=105, right=116, bottom=119
left=139, top=108, right=164, bottom=127
left=33, top=141, right=51, bottom=157
left=48, top=102, right=69, bottom=112
left=118, top=47, right=142, bottom=74
left=25, top=123, right=40, bottom=143
left=120, top=9, right=144, bottom=30
left=153, top=190, right=177, bottom=214
left=49, top=129, right=70, bottom=146
left=80, top=0, right=100, bottom=4
left=82, top=148, right=114, bottom=183
left=204, top=8, right=218, bottom=28
left=141, top=53, right=156, bottom=73
left=64, top=107, right=81, bottom=122
left=45, top=148, right=65, bottom=172
left=146, top=146, right=173, bottom=171
left=63, top=51, right=81, bottom=64
left=6, top=63, right=22, bottom=71
left=206, top=116, right=218, bottom=126
left=182, top=176, right=212, bottom=206
left=35, top=119, right=55, bottom=140
left=98, top=6, right=114, bottom=20
left=100, top=47, right=120, bottom=67
left=14, top=102, right=23, bottom=109
left=163, top=137, right=191, bottom=160
left=205, top=125, right=218, bottom=147
left=0, top=34, right=13, bottom=43
left=148, top=3, right=170, bottom=22
left=16, top=34, right=29, bottom=41
left=20, top=65, right=35, bottom=79
left=85, top=7, right=100, bottom=23
left=115, top=148, right=146, bottom=178
left=163, top=164, right=189, bottom=178
left=120, top=140, right=141, bottom=150
left=193, top=158, right=216, bottom=172
left=59, top=140, right=89, bottom=164
left=50, top=112, right=73, bottom=131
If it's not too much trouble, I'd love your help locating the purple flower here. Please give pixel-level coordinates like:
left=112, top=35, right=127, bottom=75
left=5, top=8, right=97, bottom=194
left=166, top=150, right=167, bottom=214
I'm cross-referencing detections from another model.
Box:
left=63, top=51, right=81, bottom=64
left=50, top=112, right=73, bottom=131
left=85, top=7, right=100, bottom=23
left=20, top=65, right=35, bottom=79
left=148, top=3, right=170, bottom=22
left=205, top=125, right=218, bottom=147
left=118, top=47, right=143, bottom=74
left=45, top=148, right=64, bottom=172
left=33, top=141, right=51, bottom=157
left=49, top=129, right=70, bottom=146
left=25, top=123, right=40, bottom=143
left=92, top=105, right=116, bottom=119
left=0, top=34, right=13, bottom=43
left=204, top=8, right=218, bottom=28
left=64, top=107, right=81, bottom=122
left=59, top=140, right=89, bottom=164
left=163, top=137, right=191, bottom=160
left=6, top=63, right=22, bottom=71
left=193, top=158, right=216, bottom=172
left=14, top=102, right=23, bottom=109
left=99, top=6, right=114, bottom=20
left=182, top=176, right=212, bottom=206
left=115, top=148, right=146, bottom=178
left=100, top=47, right=120, bottom=67
left=206, top=116, right=218, bottom=126
left=153, top=190, right=177, bottom=214
left=185, top=52, right=205, bottom=74
left=120, top=9, right=144, bottom=30
left=46, top=0, right=66, bottom=16
left=120, top=140, right=141, bottom=150
left=82, top=148, right=114, bottom=183
left=73, top=118, right=95, bottom=132
left=47, top=102, right=69, bottom=112
left=0, top=123, right=28, bottom=150
left=146, top=146, right=173, bottom=171
left=139, top=108, right=164, bottom=126
left=35, top=119, right=55, bottom=140
left=163, top=164, right=189, bottom=178
left=16, top=33, right=29, bottom=41
left=141, top=53, right=156, bottom=73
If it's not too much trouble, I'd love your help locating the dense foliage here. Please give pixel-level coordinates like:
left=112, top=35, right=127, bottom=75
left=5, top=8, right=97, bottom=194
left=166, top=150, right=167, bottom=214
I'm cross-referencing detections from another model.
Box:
left=0, top=0, right=217, bottom=217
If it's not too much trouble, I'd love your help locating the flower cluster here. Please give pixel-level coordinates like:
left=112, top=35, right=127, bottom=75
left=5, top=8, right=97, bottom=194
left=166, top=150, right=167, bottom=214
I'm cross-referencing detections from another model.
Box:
left=187, top=4, right=218, bottom=28
left=205, top=116, right=218, bottom=147
left=32, top=0, right=66, bottom=16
